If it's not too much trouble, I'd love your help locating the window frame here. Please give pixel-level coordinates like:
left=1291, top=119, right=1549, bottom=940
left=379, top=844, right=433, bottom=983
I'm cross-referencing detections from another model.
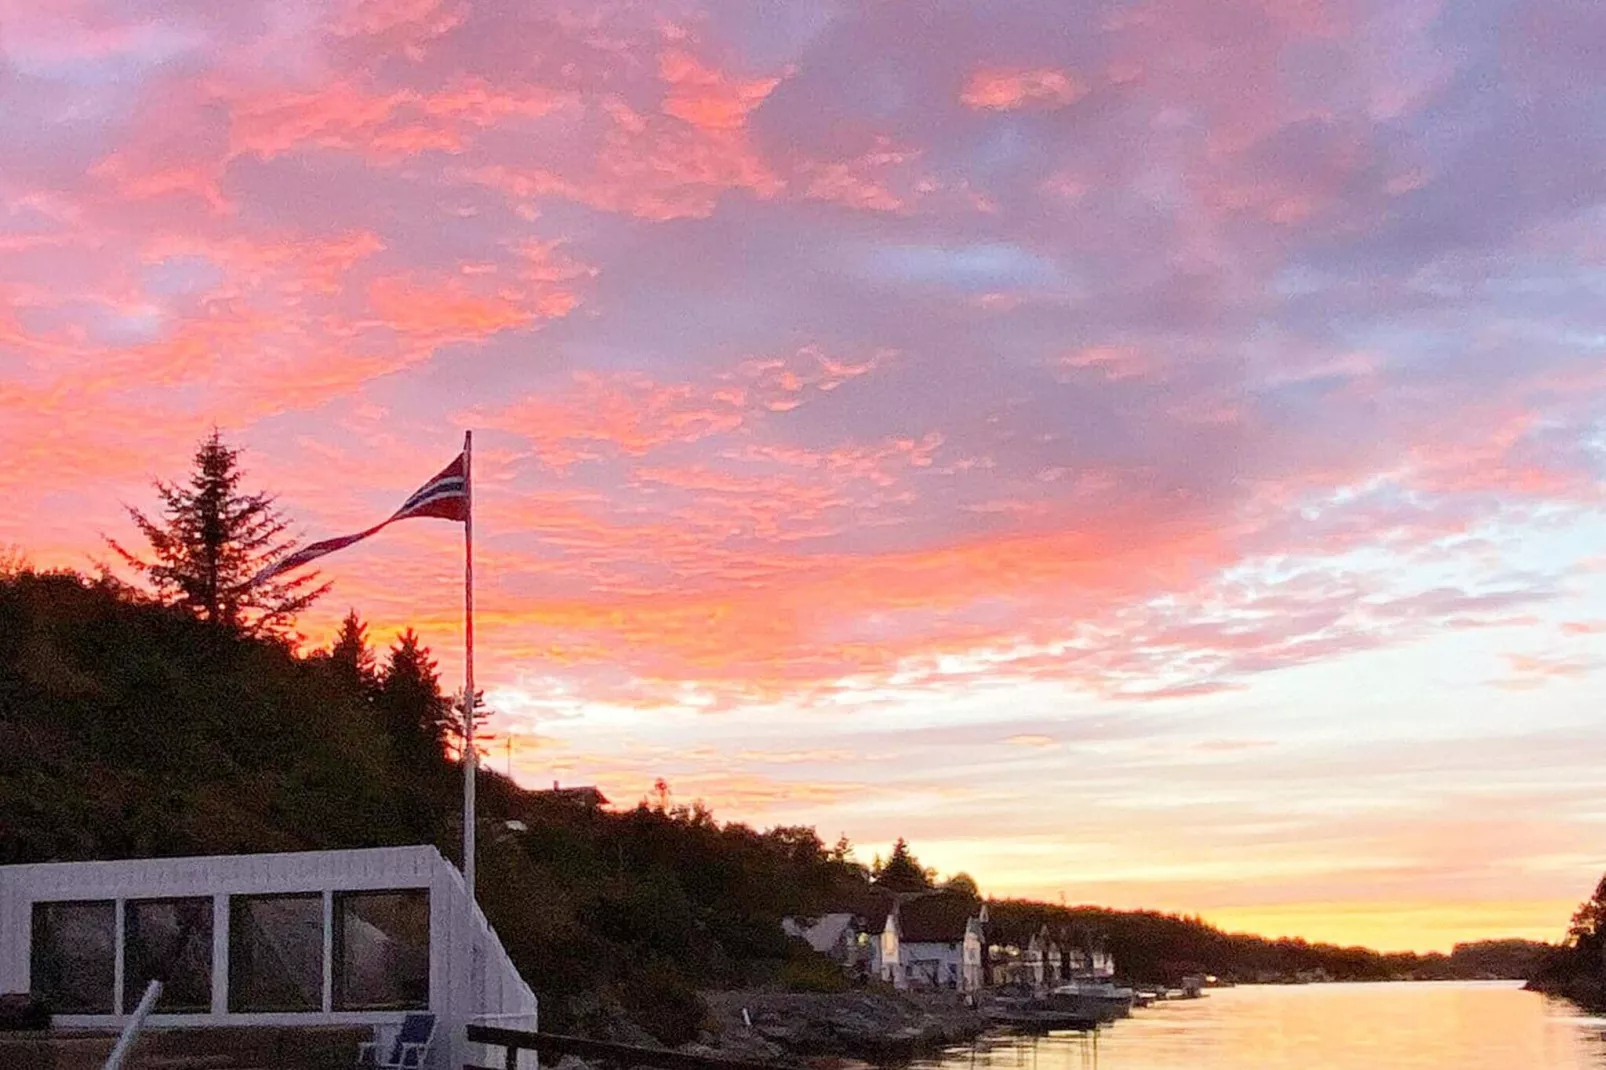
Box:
left=122, top=895, right=216, bottom=1015
left=227, top=891, right=328, bottom=1014
left=331, top=888, right=431, bottom=1012
left=30, top=899, right=118, bottom=1016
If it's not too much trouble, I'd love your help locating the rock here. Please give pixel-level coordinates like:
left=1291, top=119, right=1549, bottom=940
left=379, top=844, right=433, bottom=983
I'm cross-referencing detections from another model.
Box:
left=696, top=990, right=986, bottom=1062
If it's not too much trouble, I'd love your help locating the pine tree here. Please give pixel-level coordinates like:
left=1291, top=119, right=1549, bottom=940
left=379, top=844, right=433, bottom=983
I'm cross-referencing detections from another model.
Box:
left=107, top=431, right=327, bottom=633
left=327, top=609, right=379, bottom=699
left=875, top=837, right=933, bottom=893
left=376, top=629, right=453, bottom=767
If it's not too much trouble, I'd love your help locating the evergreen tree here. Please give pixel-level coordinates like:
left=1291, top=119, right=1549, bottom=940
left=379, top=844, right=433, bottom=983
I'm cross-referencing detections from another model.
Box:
left=376, top=629, right=453, bottom=767
left=875, top=837, right=934, bottom=893
left=107, top=431, right=327, bottom=633
left=327, top=609, right=379, bottom=699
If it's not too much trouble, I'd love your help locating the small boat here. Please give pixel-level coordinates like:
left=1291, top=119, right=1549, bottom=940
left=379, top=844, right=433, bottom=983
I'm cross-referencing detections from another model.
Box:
left=982, top=1001, right=1101, bottom=1033
left=1053, top=981, right=1135, bottom=1007
left=1048, top=981, right=1136, bottom=1020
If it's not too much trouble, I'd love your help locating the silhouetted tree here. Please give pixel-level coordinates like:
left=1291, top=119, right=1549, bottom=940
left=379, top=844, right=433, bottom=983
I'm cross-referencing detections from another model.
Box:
left=327, top=609, right=379, bottom=700
left=943, top=872, right=981, bottom=898
left=376, top=629, right=452, bottom=767
left=1570, top=875, right=1606, bottom=956
left=0, top=544, right=29, bottom=578
left=107, top=431, right=326, bottom=633
left=874, top=837, right=933, bottom=892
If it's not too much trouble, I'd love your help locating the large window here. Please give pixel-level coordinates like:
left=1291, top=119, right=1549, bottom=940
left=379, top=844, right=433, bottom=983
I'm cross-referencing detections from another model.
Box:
left=125, top=898, right=213, bottom=1013
left=228, top=894, right=324, bottom=1012
left=333, top=890, right=430, bottom=1011
left=31, top=901, right=116, bottom=1014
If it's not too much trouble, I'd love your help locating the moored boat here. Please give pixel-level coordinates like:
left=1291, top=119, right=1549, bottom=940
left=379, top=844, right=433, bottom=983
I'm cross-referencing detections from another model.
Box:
left=1049, top=981, right=1136, bottom=1019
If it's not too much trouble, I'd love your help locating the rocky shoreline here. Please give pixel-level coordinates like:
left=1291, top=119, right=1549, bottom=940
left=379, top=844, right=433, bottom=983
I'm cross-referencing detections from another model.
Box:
left=695, top=990, right=987, bottom=1063
left=560, top=990, right=988, bottom=1069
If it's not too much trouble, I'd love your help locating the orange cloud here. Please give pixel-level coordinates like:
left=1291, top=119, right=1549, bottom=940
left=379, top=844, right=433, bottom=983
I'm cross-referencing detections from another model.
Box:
left=659, top=49, right=783, bottom=131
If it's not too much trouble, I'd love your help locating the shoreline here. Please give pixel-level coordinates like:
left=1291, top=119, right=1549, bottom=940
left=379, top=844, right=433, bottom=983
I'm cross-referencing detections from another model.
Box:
left=694, top=990, right=989, bottom=1064
left=1524, top=976, right=1606, bottom=1014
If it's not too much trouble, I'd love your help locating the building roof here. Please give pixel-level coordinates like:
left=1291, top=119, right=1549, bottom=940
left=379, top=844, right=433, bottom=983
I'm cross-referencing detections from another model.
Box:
left=536, top=782, right=609, bottom=807
left=899, top=893, right=983, bottom=944
left=818, top=887, right=899, bottom=934
left=783, top=913, right=857, bottom=954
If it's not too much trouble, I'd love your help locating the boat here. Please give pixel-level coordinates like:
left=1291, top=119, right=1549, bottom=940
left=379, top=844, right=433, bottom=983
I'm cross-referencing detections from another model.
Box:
left=1049, top=981, right=1136, bottom=1019
left=982, top=995, right=1101, bottom=1033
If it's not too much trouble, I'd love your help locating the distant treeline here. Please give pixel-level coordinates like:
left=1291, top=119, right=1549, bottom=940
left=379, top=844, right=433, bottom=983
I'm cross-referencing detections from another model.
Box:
left=982, top=901, right=1549, bottom=985
left=0, top=568, right=1557, bottom=1040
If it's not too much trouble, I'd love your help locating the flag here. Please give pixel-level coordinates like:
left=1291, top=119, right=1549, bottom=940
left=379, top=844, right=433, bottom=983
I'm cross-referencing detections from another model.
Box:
left=255, top=452, right=468, bottom=583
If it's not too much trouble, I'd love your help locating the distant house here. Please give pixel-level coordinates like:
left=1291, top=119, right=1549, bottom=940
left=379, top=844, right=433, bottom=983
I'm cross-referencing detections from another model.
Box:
left=1064, top=944, right=1116, bottom=980
left=897, top=895, right=988, bottom=992
left=535, top=781, right=609, bottom=809
left=986, top=916, right=1117, bottom=990
left=782, top=913, right=857, bottom=960
left=782, top=890, right=903, bottom=988
left=1024, top=928, right=1052, bottom=987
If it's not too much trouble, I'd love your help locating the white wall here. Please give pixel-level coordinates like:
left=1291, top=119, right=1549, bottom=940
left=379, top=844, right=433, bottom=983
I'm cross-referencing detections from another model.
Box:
left=901, top=941, right=964, bottom=989
left=870, top=919, right=903, bottom=989
left=0, top=846, right=537, bottom=1070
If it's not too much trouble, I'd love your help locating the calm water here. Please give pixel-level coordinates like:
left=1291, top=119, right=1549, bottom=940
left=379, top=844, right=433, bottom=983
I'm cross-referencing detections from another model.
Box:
left=922, top=984, right=1606, bottom=1070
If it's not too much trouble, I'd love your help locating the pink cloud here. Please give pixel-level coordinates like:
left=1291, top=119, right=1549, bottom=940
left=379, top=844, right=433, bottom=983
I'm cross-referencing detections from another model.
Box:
left=961, top=68, right=1087, bottom=111
left=8, top=0, right=1606, bottom=947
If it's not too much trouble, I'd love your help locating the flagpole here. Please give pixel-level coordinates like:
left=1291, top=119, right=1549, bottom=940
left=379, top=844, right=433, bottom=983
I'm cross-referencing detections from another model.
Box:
left=463, top=429, right=477, bottom=902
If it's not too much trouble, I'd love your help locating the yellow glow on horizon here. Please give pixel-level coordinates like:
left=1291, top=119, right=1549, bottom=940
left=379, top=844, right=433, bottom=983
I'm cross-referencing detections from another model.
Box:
left=1204, top=899, right=1576, bottom=954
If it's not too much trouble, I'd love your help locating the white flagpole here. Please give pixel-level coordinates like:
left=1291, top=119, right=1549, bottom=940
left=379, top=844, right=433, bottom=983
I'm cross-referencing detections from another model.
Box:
left=463, top=429, right=477, bottom=902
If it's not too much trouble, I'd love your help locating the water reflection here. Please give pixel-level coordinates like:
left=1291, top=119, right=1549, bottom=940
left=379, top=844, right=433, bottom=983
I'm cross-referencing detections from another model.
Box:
left=918, top=983, right=1606, bottom=1070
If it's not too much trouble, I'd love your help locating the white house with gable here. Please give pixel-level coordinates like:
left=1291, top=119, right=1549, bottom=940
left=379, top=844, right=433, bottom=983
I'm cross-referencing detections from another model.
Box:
left=897, top=895, right=987, bottom=993
left=0, top=846, right=537, bottom=1069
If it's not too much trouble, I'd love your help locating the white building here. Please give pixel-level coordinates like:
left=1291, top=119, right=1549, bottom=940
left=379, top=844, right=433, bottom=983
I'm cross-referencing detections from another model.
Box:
left=898, top=896, right=986, bottom=993
left=781, top=893, right=903, bottom=988
left=0, top=846, right=537, bottom=1069
left=870, top=907, right=903, bottom=988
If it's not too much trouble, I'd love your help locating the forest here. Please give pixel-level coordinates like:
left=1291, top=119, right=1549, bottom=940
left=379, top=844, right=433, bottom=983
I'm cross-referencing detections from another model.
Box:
left=0, top=436, right=1560, bottom=1039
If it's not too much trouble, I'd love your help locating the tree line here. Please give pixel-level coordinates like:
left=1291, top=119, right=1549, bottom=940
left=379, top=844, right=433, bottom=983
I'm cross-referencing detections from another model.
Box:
left=0, top=435, right=1568, bottom=1038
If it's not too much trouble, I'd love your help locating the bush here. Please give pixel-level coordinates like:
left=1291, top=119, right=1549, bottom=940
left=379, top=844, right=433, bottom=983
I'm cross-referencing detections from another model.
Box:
left=617, top=965, right=708, bottom=1047
left=781, top=954, right=849, bottom=993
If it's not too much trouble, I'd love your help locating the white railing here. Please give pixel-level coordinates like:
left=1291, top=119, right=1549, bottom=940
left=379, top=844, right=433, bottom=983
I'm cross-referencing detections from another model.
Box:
left=103, top=980, right=162, bottom=1070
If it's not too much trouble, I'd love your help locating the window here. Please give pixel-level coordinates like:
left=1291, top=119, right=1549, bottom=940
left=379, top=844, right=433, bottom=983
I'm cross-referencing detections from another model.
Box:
left=333, top=890, right=429, bottom=1011
left=228, top=894, right=324, bottom=1012
left=31, top=901, right=116, bottom=1014
left=126, top=898, right=213, bottom=1013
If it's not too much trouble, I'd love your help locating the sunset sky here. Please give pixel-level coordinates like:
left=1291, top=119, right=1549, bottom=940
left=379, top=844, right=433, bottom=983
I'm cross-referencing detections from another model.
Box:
left=4, top=0, right=1606, bottom=953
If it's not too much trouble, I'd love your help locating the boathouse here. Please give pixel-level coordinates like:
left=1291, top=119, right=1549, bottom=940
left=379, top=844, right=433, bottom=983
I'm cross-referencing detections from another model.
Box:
left=0, top=845, right=536, bottom=1069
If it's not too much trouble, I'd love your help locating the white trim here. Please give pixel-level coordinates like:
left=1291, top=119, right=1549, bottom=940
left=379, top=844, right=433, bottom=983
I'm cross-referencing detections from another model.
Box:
left=211, top=894, right=228, bottom=1016
left=321, top=889, right=335, bottom=1014
left=113, top=898, right=126, bottom=1015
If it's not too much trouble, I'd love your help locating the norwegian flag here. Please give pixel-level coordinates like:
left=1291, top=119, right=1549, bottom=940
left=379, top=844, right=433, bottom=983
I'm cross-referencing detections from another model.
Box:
left=255, top=452, right=468, bottom=583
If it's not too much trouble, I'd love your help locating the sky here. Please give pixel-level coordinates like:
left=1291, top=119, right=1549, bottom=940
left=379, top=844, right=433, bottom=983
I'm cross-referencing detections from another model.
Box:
left=2, top=0, right=1605, bottom=954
